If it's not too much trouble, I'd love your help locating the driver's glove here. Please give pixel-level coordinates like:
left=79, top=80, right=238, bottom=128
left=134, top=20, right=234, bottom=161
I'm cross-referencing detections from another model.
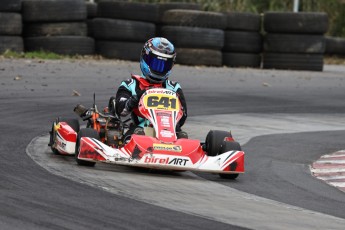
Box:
left=125, top=96, right=139, bottom=112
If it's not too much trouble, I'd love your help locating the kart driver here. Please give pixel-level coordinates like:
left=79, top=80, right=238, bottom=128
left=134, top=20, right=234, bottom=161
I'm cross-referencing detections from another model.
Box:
left=111, top=37, right=188, bottom=139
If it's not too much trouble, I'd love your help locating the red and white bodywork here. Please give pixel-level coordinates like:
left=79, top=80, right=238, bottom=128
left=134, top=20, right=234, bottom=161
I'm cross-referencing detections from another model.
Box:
left=53, top=122, right=77, bottom=155
left=76, top=88, right=245, bottom=174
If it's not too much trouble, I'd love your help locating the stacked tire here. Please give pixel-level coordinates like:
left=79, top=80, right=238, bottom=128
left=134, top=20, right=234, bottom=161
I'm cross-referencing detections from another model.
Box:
left=263, top=12, right=328, bottom=71
left=160, top=9, right=226, bottom=66
left=86, top=1, right=98, bottom=37
left=222, top=12, right=262, bottom=68
left=92, top=1, right=157, bottom=61
left=0, top=0, right=23, bottom=53
left=22, top=0, right=95, bottom=56
left=325, top=36, right=345, bottom=56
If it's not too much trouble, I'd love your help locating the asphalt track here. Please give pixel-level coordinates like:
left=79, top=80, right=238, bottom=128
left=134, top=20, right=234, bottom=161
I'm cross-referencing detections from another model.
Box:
left=1, top=59, right=345, bottom=229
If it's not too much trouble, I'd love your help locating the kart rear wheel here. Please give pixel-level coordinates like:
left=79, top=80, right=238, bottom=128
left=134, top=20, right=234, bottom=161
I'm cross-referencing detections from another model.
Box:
left=205, top=130, right=232, bottom=156
left=75, top=128, right=99, bottom=167
left=49, top=117, right=80, bottom=154
left=219, top=141, right=241, bottom=180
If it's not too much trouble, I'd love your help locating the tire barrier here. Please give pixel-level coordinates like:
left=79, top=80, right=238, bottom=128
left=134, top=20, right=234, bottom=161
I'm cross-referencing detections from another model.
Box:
left=22, top=0, right=94, bottom=55
left=0, top=2, right=23, bottom=53
left=93, top=1, right=156, bottom=60
left=325, top=36, right=345, bottom=56
left=0, top=0, right=336, bottom=71
left=222, top=12, right=262, bottom=68
left=160, top=26, right=224, bottom=50
left=97, top=1, right=159, bottom=23
left=223, top=12, right=262, bottom=68
left=158, top=2, right=202, bottom=22
left=0, top=0, right=22, bottom=12
left=175, top=48, right=223, bottom=66
left=263, top=12, right=328, bottom=71
left=161, top=9, right=227, bottom=30
left=96, top=41, right=143, bottom=61
left=159, top=9, right=225, bottom=66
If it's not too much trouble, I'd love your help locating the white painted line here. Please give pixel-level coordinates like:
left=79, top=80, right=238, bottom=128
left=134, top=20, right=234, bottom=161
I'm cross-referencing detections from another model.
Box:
left=311, top=168, right=345, bottom=173
left=318, top=175, right=345, bottom=180
left=329, top=182, right=345, bottom=187
left=316, top=160, right=345, bottom=164
left=321, top=154, right=345, bottom=158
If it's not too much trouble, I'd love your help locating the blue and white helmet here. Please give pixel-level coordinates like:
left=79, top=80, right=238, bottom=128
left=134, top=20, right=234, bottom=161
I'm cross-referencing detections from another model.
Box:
left=140, top=37, right=176, bottom=83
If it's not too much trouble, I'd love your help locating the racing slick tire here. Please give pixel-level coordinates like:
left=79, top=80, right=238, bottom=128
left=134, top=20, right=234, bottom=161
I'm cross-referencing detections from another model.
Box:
left=218, top=141, right=241, bottom=180
left=49, top=118, right=80, bottom=155
left=205, top=130, right=232, bottom=156
left=75, top=128, right=99, bottom=167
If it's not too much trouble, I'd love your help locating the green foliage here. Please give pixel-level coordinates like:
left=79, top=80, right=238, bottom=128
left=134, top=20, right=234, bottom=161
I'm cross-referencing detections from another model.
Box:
left=1, top=50, right=66, bottom=60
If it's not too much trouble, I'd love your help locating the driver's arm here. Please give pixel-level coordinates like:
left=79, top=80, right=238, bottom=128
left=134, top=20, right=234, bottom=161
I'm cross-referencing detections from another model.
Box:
left=177, top=88, right=188, bottom=127
left=115, top=84, right=132, bottom=117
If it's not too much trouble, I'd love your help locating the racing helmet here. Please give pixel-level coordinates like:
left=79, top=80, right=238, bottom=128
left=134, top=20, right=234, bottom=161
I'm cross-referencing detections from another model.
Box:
left=140, top=37, right=176, bottom=83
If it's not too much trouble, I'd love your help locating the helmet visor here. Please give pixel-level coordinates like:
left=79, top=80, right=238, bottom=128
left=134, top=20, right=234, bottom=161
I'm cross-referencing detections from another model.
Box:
left=143, top=52, right=174, bottom=75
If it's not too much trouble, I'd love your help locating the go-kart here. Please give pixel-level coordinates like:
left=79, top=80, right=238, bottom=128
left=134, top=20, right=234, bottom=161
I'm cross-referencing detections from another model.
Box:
left=49, top=88, right=245, bottom=179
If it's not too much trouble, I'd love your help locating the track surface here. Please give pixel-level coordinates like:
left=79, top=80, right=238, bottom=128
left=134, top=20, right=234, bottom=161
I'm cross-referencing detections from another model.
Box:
left=1, top=59, right=345, bottom=229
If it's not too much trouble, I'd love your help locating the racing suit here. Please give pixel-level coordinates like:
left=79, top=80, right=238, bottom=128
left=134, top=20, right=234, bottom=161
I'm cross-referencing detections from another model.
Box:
left=115, top=74, right=187, bottom=133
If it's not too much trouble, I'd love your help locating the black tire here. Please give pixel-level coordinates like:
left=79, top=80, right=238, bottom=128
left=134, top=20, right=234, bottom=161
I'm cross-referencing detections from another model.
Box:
left=0, top=0, right=22, bottom=12
left=223, top=31, right=262, bottom=53
left=264, top=34, right=325, bottom=54
left=205, top=130, right=232, bottom=156
left=224, top=12, right=261, bottom=31
left=25, top=36, right=95, bottom=55
left=22, top=0, right=87, bottom=22
left=175, top=48, right=222, bottom=66
left=86, top=2, right=97, bottom=19
left=158, top=2, right=202, bottom=22
left=50, top=117, right=80, bottom=155
left=75, top=128, right=99, bottom=167
left=91, top=18, right=155, bottom=42
left=0, top=13, right=22, bottom=36
left=162, top=9, right=227, bottom=29
left=223, top=53, right=261, bottom=68
left=96, top=41, right=142, bottom=61
left=0, top=36, right=23, bottom=53
left=263, top=53, right=324, bottom=71
left=325, top=36, right=345, bottom=55
left=97, top=1, right=159, bottom=23
left=218, top=141, right=241, bottom=179
left=264, top=12, right=328, bottom=34
left=24, top=22, right=88, bottom=37
left=160, top=26, right=224, bottom=50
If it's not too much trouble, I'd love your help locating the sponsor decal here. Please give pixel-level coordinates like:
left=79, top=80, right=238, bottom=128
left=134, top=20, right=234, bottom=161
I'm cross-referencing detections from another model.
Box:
left=153, top=143, right=182, bottom=152
left=144, top=156, right=189, bottom=166
left=160, top=130, right=174, bottom=138
left=157, top=112, right=171, bottom=117
left=56, top=139, right=66, bottom=149
left=146, top=89, right=176, bottom=96
left=161, top=116, right=171, bottom=127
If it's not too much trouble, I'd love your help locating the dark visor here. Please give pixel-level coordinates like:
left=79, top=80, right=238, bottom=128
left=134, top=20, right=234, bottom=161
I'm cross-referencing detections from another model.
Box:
left=143, top=52, right=174, bottom=74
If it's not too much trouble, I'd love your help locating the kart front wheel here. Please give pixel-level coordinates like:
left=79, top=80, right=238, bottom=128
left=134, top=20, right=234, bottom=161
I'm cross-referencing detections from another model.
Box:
left=219, top=141, right=241, bottom=180
left=75, top=128, right=99, bottom=167
left=205, top=130, right=232, bottom=156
